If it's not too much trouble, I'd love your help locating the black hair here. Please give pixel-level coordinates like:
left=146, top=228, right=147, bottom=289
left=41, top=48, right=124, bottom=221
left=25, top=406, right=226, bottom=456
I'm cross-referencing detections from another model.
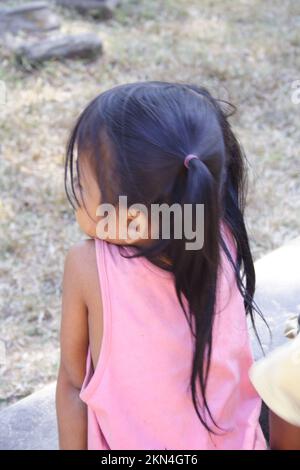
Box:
left=65, top=81, right=266, bottom=433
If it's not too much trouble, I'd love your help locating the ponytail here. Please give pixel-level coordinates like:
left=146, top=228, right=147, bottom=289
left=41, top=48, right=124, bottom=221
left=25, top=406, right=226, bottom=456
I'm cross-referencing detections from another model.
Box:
left=166, top=155, right=223, bottom=432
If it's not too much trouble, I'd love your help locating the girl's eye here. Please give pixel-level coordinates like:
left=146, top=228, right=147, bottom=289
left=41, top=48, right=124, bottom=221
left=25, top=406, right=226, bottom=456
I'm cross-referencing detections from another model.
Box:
left=74, top=177, right=83, bottom=190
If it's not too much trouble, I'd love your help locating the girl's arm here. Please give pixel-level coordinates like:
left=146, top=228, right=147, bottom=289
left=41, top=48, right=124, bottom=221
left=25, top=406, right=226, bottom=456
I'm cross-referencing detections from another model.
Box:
left=269, top=411, right=300, bottom=450
left=56, top=244, right=89, bottom=450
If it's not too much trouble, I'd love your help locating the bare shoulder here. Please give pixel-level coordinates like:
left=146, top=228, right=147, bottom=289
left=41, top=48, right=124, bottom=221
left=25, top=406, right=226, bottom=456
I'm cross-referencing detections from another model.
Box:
left=64, top=238, right=99, bottom=303
left=66, top=238, right=96, bottom=267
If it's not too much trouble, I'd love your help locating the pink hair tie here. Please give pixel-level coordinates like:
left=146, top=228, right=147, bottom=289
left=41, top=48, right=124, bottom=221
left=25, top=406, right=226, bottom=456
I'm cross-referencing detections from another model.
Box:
left=184, top=154, right=199, bottom=168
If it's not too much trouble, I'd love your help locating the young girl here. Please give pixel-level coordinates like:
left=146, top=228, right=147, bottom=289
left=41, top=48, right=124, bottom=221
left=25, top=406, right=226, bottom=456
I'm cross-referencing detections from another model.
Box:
left=55, top=81, right=267, bottom=450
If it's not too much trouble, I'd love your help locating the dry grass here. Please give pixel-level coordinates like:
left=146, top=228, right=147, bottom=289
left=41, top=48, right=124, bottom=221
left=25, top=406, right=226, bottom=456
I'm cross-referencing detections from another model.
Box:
left=0, top=0, right=299, bottom=408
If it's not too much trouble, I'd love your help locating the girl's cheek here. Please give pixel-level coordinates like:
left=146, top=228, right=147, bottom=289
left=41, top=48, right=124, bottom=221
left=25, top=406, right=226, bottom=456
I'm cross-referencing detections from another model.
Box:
left=75, top=208, right=97, bottom=238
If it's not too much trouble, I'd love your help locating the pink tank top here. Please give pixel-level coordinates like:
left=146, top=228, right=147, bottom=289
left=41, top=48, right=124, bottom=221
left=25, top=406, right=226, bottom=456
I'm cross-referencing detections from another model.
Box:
left=79, top=222, right=267, bottom=450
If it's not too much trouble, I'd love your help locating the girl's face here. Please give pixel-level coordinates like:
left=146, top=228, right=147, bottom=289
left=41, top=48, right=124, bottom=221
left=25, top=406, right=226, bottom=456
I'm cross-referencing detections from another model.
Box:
left=74, top=155, right=101, bottom=238
left=74, top=156, right=153, bottom=246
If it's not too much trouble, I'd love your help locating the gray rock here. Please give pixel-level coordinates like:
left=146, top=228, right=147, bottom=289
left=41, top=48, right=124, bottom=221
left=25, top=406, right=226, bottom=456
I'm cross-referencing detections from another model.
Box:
left=250, top=236, right=300, bottom=359
left=16, top=33, right=103, bottom=65
left=0, top=383, right=58, bottom=450
left=250, top=236, right=300, bottom=440
left=0, top=2, right=60, bottom=35
left=55, top=0, right=119, bottom=19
